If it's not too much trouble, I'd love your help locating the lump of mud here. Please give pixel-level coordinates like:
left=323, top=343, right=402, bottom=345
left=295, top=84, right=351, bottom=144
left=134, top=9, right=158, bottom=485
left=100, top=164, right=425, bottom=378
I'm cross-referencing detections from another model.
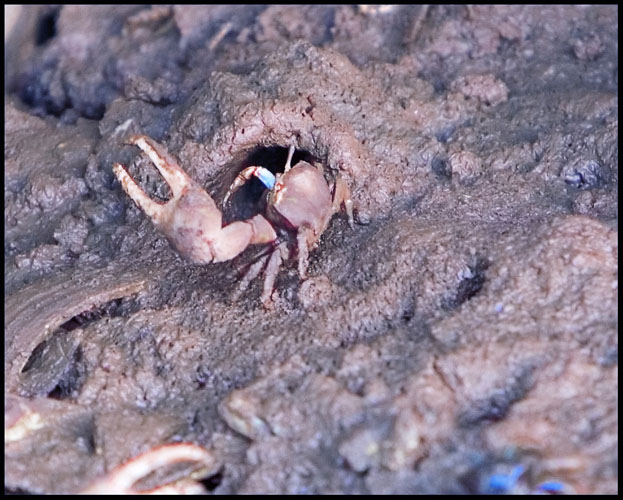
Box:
left=5, top=5, right=617, bottom=495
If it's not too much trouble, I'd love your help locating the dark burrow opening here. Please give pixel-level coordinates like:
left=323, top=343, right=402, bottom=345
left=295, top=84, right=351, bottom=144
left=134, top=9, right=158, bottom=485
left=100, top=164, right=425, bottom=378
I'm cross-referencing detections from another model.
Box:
left=220, top=145, right=320, bottom=224
left=35, top=7, right=60, bottom=46
left=200, top=469, right=224, bottom=491
left=441, top=256, right=490, bottom=312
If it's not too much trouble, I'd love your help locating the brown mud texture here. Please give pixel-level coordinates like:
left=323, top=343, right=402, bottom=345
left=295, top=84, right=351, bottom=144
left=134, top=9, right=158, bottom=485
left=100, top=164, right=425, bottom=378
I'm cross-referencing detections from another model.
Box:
left=4, top=5, right=617, bottom=494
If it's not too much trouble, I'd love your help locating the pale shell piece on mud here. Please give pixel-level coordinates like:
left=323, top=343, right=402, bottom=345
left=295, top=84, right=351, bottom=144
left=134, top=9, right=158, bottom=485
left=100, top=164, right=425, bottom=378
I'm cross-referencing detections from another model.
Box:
left=451, top=73, right=509, bottom=107
left=81, top=443, right=219, bottom=494
left=449, top=150, right=484, bottom=182
left=218, top=389, right=271, bottom=440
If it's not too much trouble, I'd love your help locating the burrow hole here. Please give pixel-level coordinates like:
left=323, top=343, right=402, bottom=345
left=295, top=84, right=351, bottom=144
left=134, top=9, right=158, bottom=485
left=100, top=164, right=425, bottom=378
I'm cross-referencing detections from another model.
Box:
left=35, top=7, right=60, bottom=46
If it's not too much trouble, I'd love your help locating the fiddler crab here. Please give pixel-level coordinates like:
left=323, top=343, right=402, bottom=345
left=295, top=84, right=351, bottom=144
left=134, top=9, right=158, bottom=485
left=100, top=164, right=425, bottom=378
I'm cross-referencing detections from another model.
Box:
left=112, top=135, right=354, bottom=308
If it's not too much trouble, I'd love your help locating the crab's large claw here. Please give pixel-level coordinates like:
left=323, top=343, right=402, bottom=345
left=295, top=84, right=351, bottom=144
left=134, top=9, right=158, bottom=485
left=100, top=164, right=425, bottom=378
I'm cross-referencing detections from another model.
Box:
left=332, top=175, right=355, bottom=229
left=113, top=135, right=277, bottom=264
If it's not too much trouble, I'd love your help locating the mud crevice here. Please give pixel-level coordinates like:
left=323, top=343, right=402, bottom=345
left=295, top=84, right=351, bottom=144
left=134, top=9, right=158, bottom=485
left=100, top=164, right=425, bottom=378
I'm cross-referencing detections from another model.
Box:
left=18, top=296, right=138, bottom=398
left=457, top=362, right=538, bottom=427
left=200, top=469, right=224, bottom=491
left=441, top=256, right=490, bottom=312
left=5, top=266, right=149, bottom=393
left=57, top=297, right=133, bottom=331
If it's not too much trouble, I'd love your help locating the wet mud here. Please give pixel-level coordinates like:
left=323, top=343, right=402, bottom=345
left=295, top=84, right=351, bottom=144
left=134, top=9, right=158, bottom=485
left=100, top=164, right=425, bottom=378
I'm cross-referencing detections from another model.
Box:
left=4, top=5, right=617, bottom=494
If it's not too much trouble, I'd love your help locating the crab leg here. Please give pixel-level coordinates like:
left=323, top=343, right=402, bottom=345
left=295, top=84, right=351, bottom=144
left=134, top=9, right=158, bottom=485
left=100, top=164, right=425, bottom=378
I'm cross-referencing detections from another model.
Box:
left=232, top=251, right=271, bottom=301
left=297, top=227, right=313, bottom=279
left=113, top=135, right=277, bottom=264
left=261, top=240, right=289, bottom=308
left=332, top=175, right=355, bottom=228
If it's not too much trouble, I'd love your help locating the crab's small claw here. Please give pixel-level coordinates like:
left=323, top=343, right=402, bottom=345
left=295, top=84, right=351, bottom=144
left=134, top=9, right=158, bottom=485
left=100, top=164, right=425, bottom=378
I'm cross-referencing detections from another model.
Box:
left=261, top=240, right=289, bottom=308
left=223, top=166, right=276, bottom=206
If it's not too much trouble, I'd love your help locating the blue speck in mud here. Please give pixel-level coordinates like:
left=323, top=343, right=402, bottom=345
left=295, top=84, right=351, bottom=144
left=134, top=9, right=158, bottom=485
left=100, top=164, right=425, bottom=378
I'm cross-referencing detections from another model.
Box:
left=536, top=480, right=565, bottom=493
left=487, top=464, right=525, bottom=493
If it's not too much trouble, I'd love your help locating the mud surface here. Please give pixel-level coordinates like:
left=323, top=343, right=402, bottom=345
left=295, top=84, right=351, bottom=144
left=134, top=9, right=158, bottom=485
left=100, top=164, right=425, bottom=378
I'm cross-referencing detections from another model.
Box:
left=4, top=5, right=617, bottom=494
